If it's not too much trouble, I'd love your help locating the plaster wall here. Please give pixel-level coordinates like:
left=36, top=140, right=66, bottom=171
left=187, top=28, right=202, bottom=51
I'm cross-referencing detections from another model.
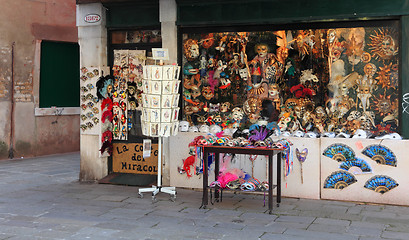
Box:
left=160, top=0, right=178, bottom=185
left=0, top=0, right=78, bottom=160
left=77, top=3, right=109, bottom=181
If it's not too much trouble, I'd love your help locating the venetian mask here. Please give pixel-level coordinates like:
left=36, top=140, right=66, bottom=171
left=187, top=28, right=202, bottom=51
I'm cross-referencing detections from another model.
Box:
left=191, top=86, right=201, bottom=98
left=381, top=35, right=396, bottom=58
left=201, top=33, right=214, bottom=49
left=347, top=120, right=361, bottom=134
left=231, top=107, right=244, bottom=122
left=268, top=84, right=279, bottom=98
left=364, top=63, right=377, bottom=77
left=213, top=114, right=222, bottom=124
left=184, top=105, right=194, bottom=115
left=347, top=111, right=361, bottom=121
left=315, top=106, right=327, bottom=119
left=209, top=103, right=220, bottom=113
left=183, top=39, right=200, bottom=61
left=179, top=121, right=189, bottom=132
left=239, top=68, right=249, bottom=81
left=202, top=86, right=214, bottom=100
left=220, top=102, right=231, bottom=113
left=378, top=99, right=392, bottom=114
left=327, top=29, right=337, bottom=44
left=255, top=43, right=268, bottom=58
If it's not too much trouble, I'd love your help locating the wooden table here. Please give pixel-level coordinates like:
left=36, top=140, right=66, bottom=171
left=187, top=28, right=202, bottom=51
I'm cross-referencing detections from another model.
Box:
left=200, top=145, right=284, bottom=214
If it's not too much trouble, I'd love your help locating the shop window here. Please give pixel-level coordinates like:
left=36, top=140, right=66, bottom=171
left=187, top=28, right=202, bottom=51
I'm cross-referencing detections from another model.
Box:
left=181, top=22, right=399, bottom=137
left=39, top=41, right=79, bottom=108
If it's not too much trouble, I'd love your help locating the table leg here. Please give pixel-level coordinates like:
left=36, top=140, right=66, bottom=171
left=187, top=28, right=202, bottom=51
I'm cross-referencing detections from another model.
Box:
left=277, top=152, right=282, bottom=206
left=268, top=154, right=273, bottom=214
left=201, top=149, right=209, bottom=208
left=214, top=153, right=220, bottom=200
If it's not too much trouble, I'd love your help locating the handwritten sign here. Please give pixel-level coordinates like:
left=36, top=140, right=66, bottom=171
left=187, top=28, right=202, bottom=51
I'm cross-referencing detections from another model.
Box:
left=112, top=143, right=158, bottom=175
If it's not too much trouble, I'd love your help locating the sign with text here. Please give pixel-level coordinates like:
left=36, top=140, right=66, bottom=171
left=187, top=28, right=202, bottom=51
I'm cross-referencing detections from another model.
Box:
left=112, top=143, right=158, bottom=175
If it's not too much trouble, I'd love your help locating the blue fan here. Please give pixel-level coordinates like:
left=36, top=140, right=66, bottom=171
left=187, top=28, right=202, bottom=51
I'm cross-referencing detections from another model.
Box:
left=323, top=171, right=357, bottom=189
left=323, top=144, right=355, bottom=162
left=364, top=175, right=398, bottom=194
left=362, top=145, right=397, bottom=167
left=339, top=158, right=372, bottom=174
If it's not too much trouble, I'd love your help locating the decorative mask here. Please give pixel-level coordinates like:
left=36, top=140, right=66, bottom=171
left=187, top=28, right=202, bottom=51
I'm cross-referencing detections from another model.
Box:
left=191, top=100, right=203, bottom=113
left=346, top=119, right=361, bottom=134
left=184, top=105, right=194, bottom=115
left=188, top=126, right=199, bottom=132
left=199, top=124, right=210, bottom=133
left=220, top=102, right=231, bottom=113
left=202, top=86, right=214, bottom=100
left=201, top=33, right=215, bottom=49
left=183, top=39, right=200, bottom=61
left=347, top=111, right=361, bottom=121
left=255, top=43, right=269, bottom=58
left=239, top=68, right=249, bottom=81
left=300, top=69, right=319, bottom=85
left=268, top=84, right=280, bottom=99
left=364, top=63, right=377, bottom=77
left=179, top=121, right=189, bottom=132
left=368, top=29, right=398, bottom=60
left=231, top=107, right=244, bottom=122
left=191, top=86, right=201, bottom=99
left=209, top=103, right=220, bottom=113
left=315, top=106, right=327, bottom=119
left=213, top=114, right=222, bottom=124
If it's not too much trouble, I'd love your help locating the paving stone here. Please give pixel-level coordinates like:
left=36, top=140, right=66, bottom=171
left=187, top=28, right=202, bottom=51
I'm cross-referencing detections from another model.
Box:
left=273, top=221, right=311, bottom=230
left=242, top=223, right=287, bottom=234
left=307, top=223, right=348, bottom=234
left=329, top=212, right=363, bottom=221
left=381, top=231, right=409, bottom=240
left=275, top=215, right=316, bottom=224
left=347, top=226, right=383, bottom=237
left=350, top=221, right=386, bottom=229
left=347, top=206, right=364, bottom=214
left=260, top=233, right=307, bottom=240
left=385, top=223, right=409, bottom=233
left=283, top=228, right=359, bottom=240
left=313, top=218, right=350, bottom=226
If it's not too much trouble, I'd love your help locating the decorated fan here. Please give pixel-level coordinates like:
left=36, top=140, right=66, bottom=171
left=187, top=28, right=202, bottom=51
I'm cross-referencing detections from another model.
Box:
left=364, top=175, right=398, bottom=194
left=339, top=158, right=372, bottom=174
left=323, top=144, right=355, bottom=162
left=323, top=170, right=357, bottom=189
left=362, top=145, right=397, bottom=167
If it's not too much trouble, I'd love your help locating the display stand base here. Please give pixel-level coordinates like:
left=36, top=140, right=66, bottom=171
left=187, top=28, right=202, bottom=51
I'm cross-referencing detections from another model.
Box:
left=138, top=186, right=177, bottom=202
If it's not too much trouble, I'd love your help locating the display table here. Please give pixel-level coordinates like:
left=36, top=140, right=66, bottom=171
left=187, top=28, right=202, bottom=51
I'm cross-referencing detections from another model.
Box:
left=200, top=145, right=284, bottom=214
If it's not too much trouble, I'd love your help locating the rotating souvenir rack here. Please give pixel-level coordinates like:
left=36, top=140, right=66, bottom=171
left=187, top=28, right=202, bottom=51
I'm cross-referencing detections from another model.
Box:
left=138, top=63, right=181, bottom=201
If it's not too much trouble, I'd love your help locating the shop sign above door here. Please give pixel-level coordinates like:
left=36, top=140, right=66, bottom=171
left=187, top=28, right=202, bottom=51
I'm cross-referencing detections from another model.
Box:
left=84, top=14, right=101, bottom=23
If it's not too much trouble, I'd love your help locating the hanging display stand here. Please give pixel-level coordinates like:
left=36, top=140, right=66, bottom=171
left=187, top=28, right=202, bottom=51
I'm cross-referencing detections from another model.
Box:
left=138, top=53, right=180, bottom=202
left=138, top=136, right=177, bottom=202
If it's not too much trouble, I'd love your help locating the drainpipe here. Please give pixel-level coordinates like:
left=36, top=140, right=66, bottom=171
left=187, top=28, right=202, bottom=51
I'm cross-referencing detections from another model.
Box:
left=8, top=42, right=15, bottom=159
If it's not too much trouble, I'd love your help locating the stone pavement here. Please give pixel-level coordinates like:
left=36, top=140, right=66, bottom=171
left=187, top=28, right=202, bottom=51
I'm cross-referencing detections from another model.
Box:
left=0, top=153, right=408, bottom=239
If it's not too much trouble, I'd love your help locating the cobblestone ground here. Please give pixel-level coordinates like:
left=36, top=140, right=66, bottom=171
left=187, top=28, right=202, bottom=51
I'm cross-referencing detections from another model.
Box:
left=0, top=153, right=408, bottom=239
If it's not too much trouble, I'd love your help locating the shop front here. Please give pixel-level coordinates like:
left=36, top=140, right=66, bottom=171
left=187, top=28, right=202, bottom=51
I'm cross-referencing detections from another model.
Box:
left=77, top=0, right=409, bottom=206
